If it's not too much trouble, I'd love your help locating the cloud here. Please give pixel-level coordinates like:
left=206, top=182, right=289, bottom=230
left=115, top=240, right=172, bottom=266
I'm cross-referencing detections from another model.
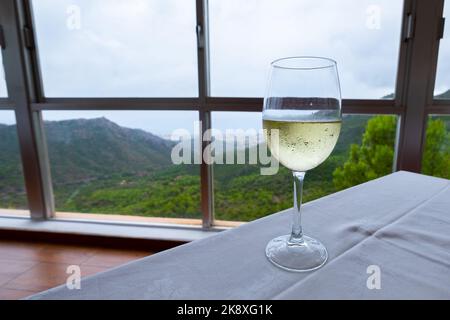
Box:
left=32, top=0, right=198, bottom=97
left=0, top=53, right=7, bottom=97
left=0, top=110, right=16, bottom=125
left=3, top=0, right=447, bottom=133
left=209, top=0, right=403, bottom=99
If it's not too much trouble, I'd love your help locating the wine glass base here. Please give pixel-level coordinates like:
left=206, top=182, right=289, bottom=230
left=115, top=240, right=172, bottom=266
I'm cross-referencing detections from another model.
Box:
left=265, top=235, right=328, bottom=272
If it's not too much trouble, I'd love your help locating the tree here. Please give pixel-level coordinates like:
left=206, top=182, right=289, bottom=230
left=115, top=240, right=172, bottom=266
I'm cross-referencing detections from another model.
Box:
left=422, top=118, right=450, bottom=179
left=333, top=116, right=450, bottom=190
left=333, top=116, right=397, bottom=190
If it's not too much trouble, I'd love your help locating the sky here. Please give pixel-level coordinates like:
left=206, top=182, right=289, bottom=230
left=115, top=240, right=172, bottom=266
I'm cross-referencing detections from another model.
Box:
left=0, top=53, right=6, bottom=98
left=0, top=0, right=449, bottom=134
left=434, top=1, right=450, bottom=95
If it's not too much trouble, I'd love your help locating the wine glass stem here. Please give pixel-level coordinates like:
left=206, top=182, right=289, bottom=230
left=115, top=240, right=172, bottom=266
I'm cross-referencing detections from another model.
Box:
left=290, top=171, right=306, bottom=245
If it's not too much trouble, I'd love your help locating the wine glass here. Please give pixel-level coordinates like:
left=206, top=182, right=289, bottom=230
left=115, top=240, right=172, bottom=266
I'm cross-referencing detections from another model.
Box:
left=263, top=56, right=342, bottom=272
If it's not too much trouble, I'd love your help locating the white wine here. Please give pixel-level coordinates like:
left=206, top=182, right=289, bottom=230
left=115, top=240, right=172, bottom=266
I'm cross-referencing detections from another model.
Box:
left=263, top=119, right=341, bottom=172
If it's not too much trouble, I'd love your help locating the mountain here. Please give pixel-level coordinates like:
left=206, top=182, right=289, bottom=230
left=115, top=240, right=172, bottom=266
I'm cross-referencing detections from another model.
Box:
left=436, top=89, right=450, bottom=99
left=0, top=117, right=175, bottom=188
left=44, top=117, right=174, bottom=184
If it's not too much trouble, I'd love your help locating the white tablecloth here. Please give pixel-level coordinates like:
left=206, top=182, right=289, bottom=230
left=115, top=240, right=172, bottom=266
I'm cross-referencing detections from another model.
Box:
left=28, top=171, right=450, bottom=300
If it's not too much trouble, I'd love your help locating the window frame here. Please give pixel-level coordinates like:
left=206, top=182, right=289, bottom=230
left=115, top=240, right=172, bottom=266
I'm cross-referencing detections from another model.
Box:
left=0, top=0, right=448, bottom=229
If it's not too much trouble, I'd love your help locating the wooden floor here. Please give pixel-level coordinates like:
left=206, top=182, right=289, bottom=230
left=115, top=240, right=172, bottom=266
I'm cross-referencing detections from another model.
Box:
left=0, top=239, right=152, bottom=300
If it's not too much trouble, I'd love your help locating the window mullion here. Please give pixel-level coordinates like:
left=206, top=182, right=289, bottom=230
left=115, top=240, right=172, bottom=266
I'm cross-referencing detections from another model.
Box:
left=0, top=0, right=54, bottom=219
left=395, top=0, right=444, bottom=172
left=197, top=0, right=214, bottom=228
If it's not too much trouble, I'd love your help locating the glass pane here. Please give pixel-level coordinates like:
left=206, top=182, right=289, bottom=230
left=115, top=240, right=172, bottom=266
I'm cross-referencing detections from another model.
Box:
left=32, top=0, right=198, bottom=97
left=43, top=110, right=201, bottom=221
left=434, top=2, right=450, bottom=98
left=212, top=112, right=397, bottom=222
left=0, top=53, right=7, bottom=97
left=209, top=0, right=403, bottom=99
left=212, top=112, right=283, bottom=222
left=422, top=116, right=449, bottom=178
left=0, top=111, right=29, bottom=211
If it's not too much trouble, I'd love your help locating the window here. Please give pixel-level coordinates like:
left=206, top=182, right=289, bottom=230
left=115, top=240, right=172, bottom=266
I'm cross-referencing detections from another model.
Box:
left=32, top=0, right=198, bottom=97
left=212, top=112, right=398, bottom=222
left=1, top=0, right=446, bottom=229
left=209, top=0, right=403, bottom=99
left=43, top=110, right=201, bottom=221
left=434, top=2, right=450, bottom=98
left=422, top=116, right=450, bottom=179
left=0, top=53, right=7, bottom=97
left=211, top=112, right=289, bottom=222
left=330, top=115, right=397, bottom=190
left=0, top=111, right=28, bottom=211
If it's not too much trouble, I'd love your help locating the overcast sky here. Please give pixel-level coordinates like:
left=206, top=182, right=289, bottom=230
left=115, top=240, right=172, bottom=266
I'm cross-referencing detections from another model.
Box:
left=1, top=0, right=449, bottom=134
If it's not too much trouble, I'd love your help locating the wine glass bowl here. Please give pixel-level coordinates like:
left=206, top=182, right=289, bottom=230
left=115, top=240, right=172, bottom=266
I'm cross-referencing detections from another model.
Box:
left=263, top=56, right=342, bottom=272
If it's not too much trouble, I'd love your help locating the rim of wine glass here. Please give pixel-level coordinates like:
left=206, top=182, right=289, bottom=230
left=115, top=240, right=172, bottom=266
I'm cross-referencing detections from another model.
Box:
left=271, top=56, right=337, bottom=70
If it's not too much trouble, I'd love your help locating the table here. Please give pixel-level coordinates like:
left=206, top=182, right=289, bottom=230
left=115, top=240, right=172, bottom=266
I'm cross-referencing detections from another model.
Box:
left=28, top=171, right=450, bottom=299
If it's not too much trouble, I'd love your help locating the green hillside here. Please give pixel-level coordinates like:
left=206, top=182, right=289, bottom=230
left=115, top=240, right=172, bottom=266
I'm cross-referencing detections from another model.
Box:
left=213, top=115, right=373, bottom=220
left=0, top=124, right=28, bottom=208
left=46, top=117, right=174, bottom=184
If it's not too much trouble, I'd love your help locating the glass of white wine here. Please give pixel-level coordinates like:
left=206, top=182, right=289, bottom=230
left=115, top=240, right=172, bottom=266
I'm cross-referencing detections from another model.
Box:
left=263, top=56, right=342, bottom=272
